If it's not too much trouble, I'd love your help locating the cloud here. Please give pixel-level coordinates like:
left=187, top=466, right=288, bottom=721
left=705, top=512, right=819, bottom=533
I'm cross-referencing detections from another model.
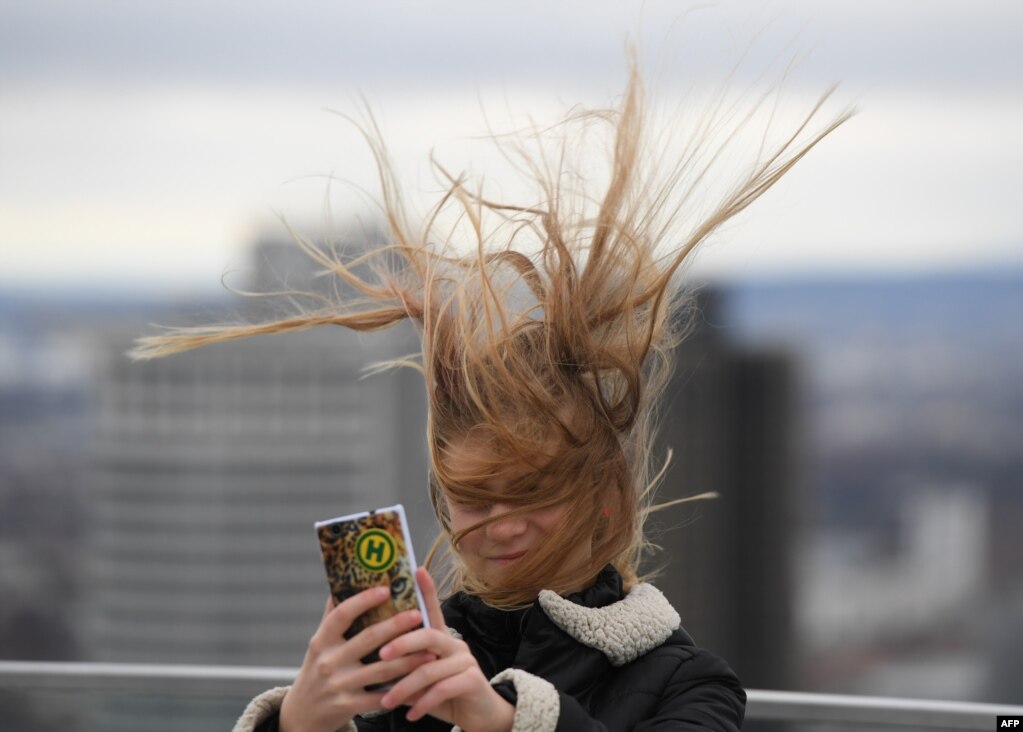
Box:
left=2, top=1, right=1021, bottom=289
left=1, top=0, right=1020, bottom=92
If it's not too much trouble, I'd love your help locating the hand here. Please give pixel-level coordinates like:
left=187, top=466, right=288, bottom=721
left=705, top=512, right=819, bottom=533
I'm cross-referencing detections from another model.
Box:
left=377, top=568, right=516, bottom=732
left=279, top=586, right=435, bottom=732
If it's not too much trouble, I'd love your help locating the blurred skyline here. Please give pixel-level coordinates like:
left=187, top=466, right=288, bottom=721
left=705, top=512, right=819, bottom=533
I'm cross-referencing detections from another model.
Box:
left=4, top=263, right=1022, bottom=707
left=2, top=0, right=1023, bottom=297
left=3, top=5, right=1023, bottom=723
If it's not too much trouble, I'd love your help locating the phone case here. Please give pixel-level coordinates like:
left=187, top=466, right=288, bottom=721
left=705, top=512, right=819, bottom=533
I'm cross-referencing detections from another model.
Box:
left=315, top=503, right=430, bottom=641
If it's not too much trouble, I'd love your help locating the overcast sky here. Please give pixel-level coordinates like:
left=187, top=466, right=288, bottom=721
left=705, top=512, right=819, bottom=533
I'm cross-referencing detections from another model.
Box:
left=2, top=0, right=1021, bottom=296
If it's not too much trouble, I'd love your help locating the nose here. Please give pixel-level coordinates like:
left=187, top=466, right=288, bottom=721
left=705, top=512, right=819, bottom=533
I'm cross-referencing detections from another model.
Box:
left=486, top=503, right=527, bottom=541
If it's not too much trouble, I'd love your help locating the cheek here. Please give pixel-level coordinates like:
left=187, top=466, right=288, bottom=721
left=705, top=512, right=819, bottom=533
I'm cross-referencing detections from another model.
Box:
left=531, top=504, right=568, bottom=532
left=456, top=531, right=483, bottom=557
left=452, top=528, right=488, bottom=572
left=447, top=507, right=485, bottom=557
left=448, top=504, right=481, bottom=535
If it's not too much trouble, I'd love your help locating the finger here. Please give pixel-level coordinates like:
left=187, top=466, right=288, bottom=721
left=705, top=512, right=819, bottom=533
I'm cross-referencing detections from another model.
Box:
left=405, top=668, right=478, bottom=722
left=416, top=567, right=447, bottom=630
left=342, top=608, right=424, bottom=662
left=313, top=585, right=390, bottom=648
left=351, top=651, right=434, bottom=689
left=321, top=595, right=334, bottom=621
left=379, top=626, right=458, bottom=662
left=403, top=689, right=426, bottom=706
left=380, top=654, right=469, bottom=709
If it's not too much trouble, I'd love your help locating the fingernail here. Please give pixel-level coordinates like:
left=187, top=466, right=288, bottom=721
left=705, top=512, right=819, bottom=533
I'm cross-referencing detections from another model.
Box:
left=376, top=586, right=389, bottom=599
left=379, top=644, right=391, bottom=659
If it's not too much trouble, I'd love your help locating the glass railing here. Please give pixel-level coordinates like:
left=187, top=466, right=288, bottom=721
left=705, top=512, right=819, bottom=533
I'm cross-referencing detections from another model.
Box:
left=1, top=661, right=1021, bottom=730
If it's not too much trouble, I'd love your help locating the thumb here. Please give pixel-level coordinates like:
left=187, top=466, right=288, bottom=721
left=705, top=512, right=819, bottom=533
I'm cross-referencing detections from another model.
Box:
left=416, top=567, right=446, bottom=630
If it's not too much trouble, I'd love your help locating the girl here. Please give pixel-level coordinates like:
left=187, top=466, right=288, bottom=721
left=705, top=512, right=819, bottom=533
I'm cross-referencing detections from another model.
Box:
left=132, top=62, right=850, bottom=731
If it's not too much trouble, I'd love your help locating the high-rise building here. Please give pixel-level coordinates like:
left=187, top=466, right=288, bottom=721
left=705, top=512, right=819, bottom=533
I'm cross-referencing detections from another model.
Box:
left=86, top=328, right=428, bottom=665
left=82, top=238, right=430, bottom=730
left=654, top=288, right=798, bottom=691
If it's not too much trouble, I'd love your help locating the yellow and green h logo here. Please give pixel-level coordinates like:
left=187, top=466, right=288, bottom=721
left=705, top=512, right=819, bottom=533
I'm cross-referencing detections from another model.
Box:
left=355, top=529, right=397, bottom=572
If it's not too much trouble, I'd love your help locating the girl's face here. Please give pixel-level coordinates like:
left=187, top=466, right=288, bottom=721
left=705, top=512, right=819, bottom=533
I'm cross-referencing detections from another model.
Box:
left=442, top=439, right=582, bottom=587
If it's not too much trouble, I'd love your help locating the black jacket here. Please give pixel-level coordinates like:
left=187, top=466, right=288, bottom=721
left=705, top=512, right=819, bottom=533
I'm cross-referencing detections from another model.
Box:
left=239, top=566, right=745, bottom=731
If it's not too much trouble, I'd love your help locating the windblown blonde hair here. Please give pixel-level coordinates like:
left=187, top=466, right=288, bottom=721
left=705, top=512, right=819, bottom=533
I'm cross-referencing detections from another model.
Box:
left=131, top=60, right=851, bottom=608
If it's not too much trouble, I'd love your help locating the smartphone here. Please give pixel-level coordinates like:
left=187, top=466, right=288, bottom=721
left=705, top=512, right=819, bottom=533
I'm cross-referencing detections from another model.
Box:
left=315, top=504, right=430, bottom=647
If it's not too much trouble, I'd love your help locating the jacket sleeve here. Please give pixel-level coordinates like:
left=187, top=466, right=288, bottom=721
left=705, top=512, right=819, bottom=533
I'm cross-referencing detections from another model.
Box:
left=233, top=686, right=290, bottom=732
left=232, top=686, right=456, bottom=732
left=627, top=649, right=746, bottom=732
left=483, top=651, right=745, bottom=732
left=231, top=686, right=358, bottom=732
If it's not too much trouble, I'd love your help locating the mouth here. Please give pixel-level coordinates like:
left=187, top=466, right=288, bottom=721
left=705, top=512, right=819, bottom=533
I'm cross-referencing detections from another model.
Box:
left=489, top=551, right=526, bottom=564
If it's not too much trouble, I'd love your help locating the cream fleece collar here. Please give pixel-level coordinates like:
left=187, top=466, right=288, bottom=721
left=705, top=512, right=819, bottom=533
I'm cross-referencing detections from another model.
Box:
left=537, top=583, right=681, bottom=667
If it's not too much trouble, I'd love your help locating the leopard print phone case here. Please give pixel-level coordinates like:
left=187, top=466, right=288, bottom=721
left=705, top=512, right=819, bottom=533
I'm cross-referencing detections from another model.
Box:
left=315, top=504, right=430, bottom=642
